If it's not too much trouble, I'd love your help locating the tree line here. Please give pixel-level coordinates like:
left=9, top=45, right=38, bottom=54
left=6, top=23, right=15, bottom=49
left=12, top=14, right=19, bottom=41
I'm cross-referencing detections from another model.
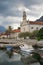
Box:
left=18, top=27, right=43, bottom=40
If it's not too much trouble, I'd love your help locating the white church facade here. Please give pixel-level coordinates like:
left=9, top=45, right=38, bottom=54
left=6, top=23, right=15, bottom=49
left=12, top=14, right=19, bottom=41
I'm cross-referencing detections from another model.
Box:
left=20, top=11, right=43, bottom=32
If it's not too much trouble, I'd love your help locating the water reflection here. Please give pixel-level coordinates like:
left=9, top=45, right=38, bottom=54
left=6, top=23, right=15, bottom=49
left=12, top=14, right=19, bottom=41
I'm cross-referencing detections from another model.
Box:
left=0, top=43, right=42, bottom=65
left=0, top=51, right=21, bottom=62
left=0, top=50, right=24, bottom=65
left=0, top=50, right=40, bottom=65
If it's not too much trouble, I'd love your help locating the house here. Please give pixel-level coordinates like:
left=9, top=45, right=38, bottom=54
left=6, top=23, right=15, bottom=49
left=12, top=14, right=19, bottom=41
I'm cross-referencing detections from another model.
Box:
left=10, top=29, right=21, bottom=39
left=0, top=33, right=7, bottom=38
left=0, top=29, right=20, bottom=39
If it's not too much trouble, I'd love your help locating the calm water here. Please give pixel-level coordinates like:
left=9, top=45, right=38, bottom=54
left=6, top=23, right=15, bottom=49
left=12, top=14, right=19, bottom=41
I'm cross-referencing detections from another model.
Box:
left=0, top=50, right=24, bottom=65
left=0, top=50, right=40, bottom=65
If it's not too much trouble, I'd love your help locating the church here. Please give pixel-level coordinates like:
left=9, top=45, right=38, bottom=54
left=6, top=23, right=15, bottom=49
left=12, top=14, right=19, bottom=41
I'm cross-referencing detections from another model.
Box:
left=20, top=11, right=43, bottom=32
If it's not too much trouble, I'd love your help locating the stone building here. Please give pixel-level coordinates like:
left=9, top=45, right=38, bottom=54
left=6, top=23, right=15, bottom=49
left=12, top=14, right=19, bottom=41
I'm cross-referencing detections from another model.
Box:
left=20, top=11, right=43, bottom=32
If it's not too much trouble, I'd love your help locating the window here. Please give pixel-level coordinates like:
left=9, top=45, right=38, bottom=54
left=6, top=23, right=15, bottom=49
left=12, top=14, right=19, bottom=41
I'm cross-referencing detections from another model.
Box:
left=36, top=27, right=38, bottom=30
left=31, top=27, right=33, bottom=29
left=24, top=28, right=25, bottom=31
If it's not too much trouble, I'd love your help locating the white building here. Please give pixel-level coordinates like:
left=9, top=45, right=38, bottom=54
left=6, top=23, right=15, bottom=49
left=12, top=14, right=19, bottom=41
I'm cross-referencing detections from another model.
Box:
left=20, top=11, right=43, bottom=32
left=0, top=29, right=20, bottom=39
left=10, top=29, right=20, bottom=39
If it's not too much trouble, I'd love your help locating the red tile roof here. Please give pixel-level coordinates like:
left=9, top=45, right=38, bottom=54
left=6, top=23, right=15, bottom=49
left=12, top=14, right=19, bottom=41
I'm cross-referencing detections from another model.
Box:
left=29, top=21, right=43, bottom=25
left=13, top=29, right=20, bottom=33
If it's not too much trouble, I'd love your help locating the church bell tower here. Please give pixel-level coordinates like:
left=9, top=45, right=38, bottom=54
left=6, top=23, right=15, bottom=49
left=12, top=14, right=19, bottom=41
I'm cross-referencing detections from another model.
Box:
left=23, top=11, right=27, bottom=22
left=20, top=11, right=28, bottom=32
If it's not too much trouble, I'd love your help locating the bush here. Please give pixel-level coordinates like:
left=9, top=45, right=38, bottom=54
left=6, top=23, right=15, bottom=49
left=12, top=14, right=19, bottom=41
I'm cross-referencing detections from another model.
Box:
left=18, top=32, right=30, bottom=39
left=29, top=30, right=39, bottom=39
left=36, top=28, right=43, bottom=40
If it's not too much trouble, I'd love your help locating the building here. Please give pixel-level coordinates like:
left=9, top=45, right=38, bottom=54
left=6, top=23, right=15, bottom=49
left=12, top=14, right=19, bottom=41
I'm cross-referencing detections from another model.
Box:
left=20, top=11, right=43, bottom=32
left=10, top=29, right=20, bottom=39
left=0, top=29, right=20, bottom=39
left=0, top=33, right=7, bottom=38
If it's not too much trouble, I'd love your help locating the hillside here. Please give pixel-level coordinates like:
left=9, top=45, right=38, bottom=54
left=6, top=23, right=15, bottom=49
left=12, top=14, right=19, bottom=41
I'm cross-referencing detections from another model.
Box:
left=36, top=16, right=43, bottom=22
left=0, top=26, right=6, bottom=33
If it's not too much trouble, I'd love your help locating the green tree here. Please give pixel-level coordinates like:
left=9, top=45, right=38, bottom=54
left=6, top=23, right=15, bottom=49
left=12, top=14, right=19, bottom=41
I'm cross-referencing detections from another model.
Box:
left=36, top=28, right=43, bottom=40
left=18, top=32, right=30, bottom=39
left=32, top=52, right=43, bottom=65
left=18, top=27, right=20, bottom=29
left=29, top=30, right=39, bottom=39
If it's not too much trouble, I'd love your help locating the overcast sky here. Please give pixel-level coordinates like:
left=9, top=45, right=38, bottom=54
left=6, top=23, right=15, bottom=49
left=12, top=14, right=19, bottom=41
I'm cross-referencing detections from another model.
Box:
left=0, top=0, right=43, bottom=29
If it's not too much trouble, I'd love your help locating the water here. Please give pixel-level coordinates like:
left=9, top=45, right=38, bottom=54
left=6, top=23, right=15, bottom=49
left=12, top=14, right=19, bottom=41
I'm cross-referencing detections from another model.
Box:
left=0, top=44, right=40, bottom=65
left=0, top=50, right=24, bottom=65
left=0, top=50, right=40, bottom=65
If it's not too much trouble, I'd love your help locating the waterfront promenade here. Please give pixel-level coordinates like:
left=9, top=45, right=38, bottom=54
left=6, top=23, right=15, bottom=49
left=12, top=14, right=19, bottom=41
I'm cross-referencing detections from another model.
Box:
left=0, top=38, right=43, bottom=47
left=0, top=39, right=37, bottom=44
left=0, top=39, right=37, bottom=47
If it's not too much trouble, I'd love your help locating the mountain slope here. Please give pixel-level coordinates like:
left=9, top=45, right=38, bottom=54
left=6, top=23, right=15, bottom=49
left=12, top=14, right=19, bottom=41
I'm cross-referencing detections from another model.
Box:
left=0, top=26, right=6, bottom=33
left=36, top=16, right=43, bottom=22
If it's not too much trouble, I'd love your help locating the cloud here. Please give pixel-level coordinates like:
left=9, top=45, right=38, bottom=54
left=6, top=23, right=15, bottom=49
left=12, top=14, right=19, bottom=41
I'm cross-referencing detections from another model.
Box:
left=17, top=4, right=31, bottom=13
left=0, top=0, right=43, bottom=29
left=28, top=4, right=43, bottom=17
left=0, top=16, right=22, bottom=29
left=0, top=0, right=43, bottom=16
